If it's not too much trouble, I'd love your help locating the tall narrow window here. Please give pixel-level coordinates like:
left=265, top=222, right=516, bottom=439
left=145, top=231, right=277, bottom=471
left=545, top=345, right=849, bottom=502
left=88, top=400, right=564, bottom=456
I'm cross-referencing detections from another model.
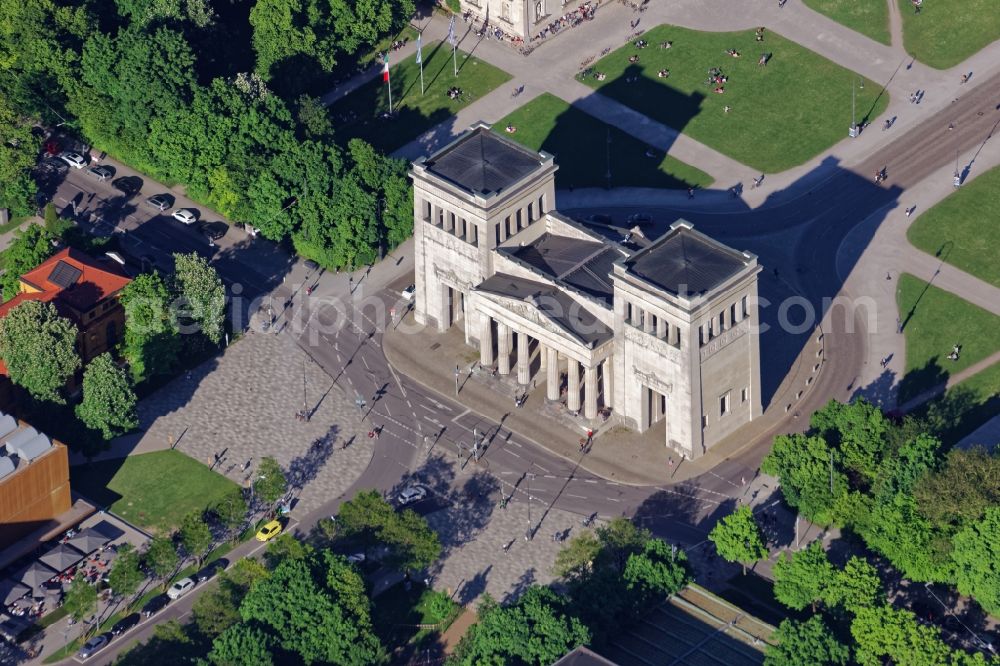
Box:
left=720, top=392, right=731, bottom=417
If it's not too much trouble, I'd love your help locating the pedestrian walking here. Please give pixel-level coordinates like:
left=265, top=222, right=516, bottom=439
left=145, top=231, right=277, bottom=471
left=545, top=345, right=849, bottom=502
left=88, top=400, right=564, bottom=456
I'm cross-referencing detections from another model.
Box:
left=960, top=73, right=969, bottom=84
left=741, top=475, right=746, bottom=486
left=503, top=541, right=511, bottom=553
left=909, top=92, right=916, bottom=104
left=886, top=271, right=892, bottom=280
left=723, top=105, right=731, bottom=113
left=687, top=187, right=694, bottom=199
left=668, top=456, right=674, bottom=467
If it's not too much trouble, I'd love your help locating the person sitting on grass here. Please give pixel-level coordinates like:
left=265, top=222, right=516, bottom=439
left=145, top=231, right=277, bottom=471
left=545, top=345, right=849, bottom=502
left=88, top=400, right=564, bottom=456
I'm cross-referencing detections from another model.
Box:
left=659, top=40, right=673, bottom=49
left=714, top=86, right=725, bottom=94
left=628, top=54, right=640, bottom=63
left=657, top=69, right=670, bottom=78
left=726, top=49, right=741, bottom=57
left=505, top=124, right=517, bottom=133
left=595, top=71, right=607, bottom=80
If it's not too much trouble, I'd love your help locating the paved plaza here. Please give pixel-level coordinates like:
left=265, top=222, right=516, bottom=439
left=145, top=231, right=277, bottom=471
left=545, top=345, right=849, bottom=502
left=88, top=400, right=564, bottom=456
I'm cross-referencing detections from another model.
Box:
left=109, top=331, right=371, bottom=514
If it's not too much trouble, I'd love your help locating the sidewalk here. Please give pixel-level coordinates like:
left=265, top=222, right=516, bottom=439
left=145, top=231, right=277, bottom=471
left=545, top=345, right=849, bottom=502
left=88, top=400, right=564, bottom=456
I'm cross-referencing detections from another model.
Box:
left=382, top=308, right=826, bottom=486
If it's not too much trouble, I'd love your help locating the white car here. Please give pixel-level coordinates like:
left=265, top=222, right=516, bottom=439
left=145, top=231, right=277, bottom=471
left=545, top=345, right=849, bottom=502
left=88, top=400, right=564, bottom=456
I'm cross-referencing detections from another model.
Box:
left=172, top=208, right=198, bottom=225
left=59, top=152, right=87, bottom=169
left=401, top=284, right=415, bottom=301
left=397, top=485, right=427, bottom=506
left=166, top=577, right=195, bottom=600
left=346, top=553, right=366, bottom=564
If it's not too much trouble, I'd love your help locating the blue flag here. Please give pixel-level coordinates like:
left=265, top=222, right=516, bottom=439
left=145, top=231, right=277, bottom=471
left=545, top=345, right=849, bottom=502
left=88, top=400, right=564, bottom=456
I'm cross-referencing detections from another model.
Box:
left=447, top=16, right=457, bottom=48
left=416, top=32, right=423, bottom=64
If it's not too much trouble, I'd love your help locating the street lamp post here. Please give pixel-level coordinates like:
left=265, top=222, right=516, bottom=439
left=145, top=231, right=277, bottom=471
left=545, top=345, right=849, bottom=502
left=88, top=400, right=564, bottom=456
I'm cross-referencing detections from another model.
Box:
left=454, top=365, right=460, bottom=397
left=525, top=473, right=535, bottom=541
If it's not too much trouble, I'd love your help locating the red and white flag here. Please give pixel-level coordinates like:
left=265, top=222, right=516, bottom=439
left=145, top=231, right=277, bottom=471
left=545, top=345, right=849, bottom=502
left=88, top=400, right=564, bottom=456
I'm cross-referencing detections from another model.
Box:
left=382, top=54, right=390, bottom=82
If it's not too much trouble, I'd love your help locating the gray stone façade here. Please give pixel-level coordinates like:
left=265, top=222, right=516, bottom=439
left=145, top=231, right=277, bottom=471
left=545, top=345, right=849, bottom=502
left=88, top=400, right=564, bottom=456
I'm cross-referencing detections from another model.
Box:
left=410, top=123, right=762, bottom=459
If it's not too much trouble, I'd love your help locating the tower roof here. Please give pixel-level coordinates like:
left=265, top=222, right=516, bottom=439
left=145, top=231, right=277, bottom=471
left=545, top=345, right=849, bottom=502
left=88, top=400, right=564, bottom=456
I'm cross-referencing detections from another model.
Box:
left=621, top=222, right=755, bottom=297
left=420, top=124, right=549, bottom=197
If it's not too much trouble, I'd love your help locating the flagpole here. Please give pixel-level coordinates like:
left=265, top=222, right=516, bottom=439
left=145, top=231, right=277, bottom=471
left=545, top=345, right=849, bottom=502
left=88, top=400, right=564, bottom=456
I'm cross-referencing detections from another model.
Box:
left=452, top=45, right=457, bottom=77
left=386, top=53, right=393, bottom=114
left=418, top=33, right=425, bottom=95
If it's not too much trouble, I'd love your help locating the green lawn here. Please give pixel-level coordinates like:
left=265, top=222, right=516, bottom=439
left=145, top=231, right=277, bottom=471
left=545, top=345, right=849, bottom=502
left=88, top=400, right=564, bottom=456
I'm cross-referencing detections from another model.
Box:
left=897, top=0, right=1000, bottom=69
left=70, top=450, right=239, bottom=535
left=907, top=165, right=1000, bottom=289
left=896, top=273, right=1000, bottom=403
left=328, top=41, right=511, bottom=152
left=803, top=0, right=890, bottom=45
left=580, top=25, right=890, bottom=172
left=496, top=93, right=713, bottom=190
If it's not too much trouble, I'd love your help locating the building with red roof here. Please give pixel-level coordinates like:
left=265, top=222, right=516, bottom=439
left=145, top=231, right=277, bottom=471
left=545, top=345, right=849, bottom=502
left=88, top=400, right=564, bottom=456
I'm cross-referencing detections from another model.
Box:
left=0, top=248, right=131, bottom=406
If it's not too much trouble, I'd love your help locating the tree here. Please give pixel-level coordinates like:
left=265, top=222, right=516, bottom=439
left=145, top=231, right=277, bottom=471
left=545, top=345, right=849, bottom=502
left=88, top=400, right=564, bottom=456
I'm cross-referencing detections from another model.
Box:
left=208, top=623, right=274, bottom=666
left=761, top=432, right=848, bottom=525
left=914, top=446, right=1000, bottom=531
left=826, top=556, right=883, bottom=613
left=193, top=559, right=269, bottom=638
left=212, top=487, right=249, bottom=534
left=623, top=538, right=689, bottom=603
left=0, top=299, right=80, bottom=403
left=810, top=398, right=891, bottom=484
left=765, top=616, right=849, bottom=666
left=851, top=605, right=953, bottom=666
left=179, top=511, right=213, bottom=564
left=75, top=353, right=139, bottom=439
left=145, top=536, right=179, bottom=580
left=951, top=507, right=1000, bottom=616
left=336, top=489, right=441, bottom=572
left=451, top=587, right=589, bottom=666
left=264, top=533, right=312, bottom=569
left=64, top=572, right=98, bottom=623
left=594, top=517, right=651, bottom=573
left=254, top=456, right=287, bottom=504
left=239, top=552, right=384, bottom=664
left=296, top=94, right=332, bottom=139
left=0, top=224, right=56, bottom=301
left=772, top=541, right=835, bottom=612
left=108, top=543, right=144, bottom=599
left=173, top=252, right=226, bottom=344
left=0, top=95, right=38, bottom=217
left=553, top=531, right=601, bottom=581
left=708, top=505, right=768, bottom=575
left=120, top=272, right=181, bottom=383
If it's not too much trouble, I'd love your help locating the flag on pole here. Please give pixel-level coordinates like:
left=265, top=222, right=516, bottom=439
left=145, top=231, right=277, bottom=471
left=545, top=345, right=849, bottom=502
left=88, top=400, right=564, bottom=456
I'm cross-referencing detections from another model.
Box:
left=447, top=16, right=457, bottom=47
left=382, top=54, right=390, bottom=82
left=415, top=33, right=423, bottom=64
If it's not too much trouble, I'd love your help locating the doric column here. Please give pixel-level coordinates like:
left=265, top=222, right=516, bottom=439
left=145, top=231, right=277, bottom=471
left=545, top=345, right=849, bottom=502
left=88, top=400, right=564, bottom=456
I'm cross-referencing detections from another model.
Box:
left=601, top=358, right=612, bottom=407
left=539, top=343, right=547, bottom=370
left=546, top=347, right=559, bottom=401
left=516, top=330, right=530, bottom=386
left=644, top=310, right=655, bottom=334
left=497, top=322, right=511, bottom=375
left=584, top=365, right=597, bottom=420
left=567, top=357, right=581, bottom=413
left=657, top=317, right=668, bottom=339
left=480, top=314, right=494, bottom=366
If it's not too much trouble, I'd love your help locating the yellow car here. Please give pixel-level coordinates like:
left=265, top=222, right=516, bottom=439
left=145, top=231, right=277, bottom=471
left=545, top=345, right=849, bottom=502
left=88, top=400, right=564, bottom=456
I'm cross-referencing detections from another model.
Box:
left=255, top=520, right=283, bottom=542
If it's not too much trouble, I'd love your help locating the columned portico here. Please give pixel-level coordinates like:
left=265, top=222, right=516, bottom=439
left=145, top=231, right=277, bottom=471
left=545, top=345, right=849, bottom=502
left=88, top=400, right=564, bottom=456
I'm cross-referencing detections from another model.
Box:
left=566, top=357, right=581, bottom=413
left=583, top=365, right=598, bottom=420
left=546, top=347, right=559, bottom=401
left=497, top=322, right=512, bottom=375
left=516, top=330, right=530, bottom=386
left=480, top=314, right=494, bottom=366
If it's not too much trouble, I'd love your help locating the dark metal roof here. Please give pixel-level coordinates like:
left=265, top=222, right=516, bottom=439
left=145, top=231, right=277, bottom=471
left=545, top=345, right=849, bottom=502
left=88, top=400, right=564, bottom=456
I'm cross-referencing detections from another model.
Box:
left=553, top=647, right=619, bottom=666
left=624, top=225, right=751, bottom=297
left=476, top=273, right=613, bottom=348
left=423, top=127, right=545, bottom=196
left=47, top=260, right=82, bottom=289
left=503, top=233, right=621, bottom=306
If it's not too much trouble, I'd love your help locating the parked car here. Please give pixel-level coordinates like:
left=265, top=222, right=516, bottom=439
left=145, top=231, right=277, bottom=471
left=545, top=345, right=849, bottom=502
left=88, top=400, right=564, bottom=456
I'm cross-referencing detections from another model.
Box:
left=76, top=634, right=109, bottom=660
left=397, top=485, right=427, bottom=506
left=87, top=165, right=113, bottom=182
left=141, top=594, right=168, bottom=618
left=111, top=613, right=141, bottom=637
left=199, top=221, right=228, bottom=241
left=304, top=259, right=320, bottom=271
left=145, top=194, right=171, bottom=212
left=255, top=519, right=283, bottom=542
left=172, top=208, right=198, bottom=225
left=59, top=152, right=87, bottom=169
left=401, top=284, right=415, bottom=301
left=112, top=176, right=143, bottom=197
left=196, top=558, right=229, bottom=582
left=626, top=212, right=653, bottom=226
left=166, top=577, right=195, bottom=600
left=346, top=553, right=366, bottom=564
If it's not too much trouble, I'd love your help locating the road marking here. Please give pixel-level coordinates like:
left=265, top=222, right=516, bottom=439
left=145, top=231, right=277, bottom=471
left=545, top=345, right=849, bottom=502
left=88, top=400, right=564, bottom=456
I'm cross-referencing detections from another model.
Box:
left=384, top=402, right=392, bottom=417
left=506, top=450, right=522, bottom=459
left=423, top=416, right=442, bottom=427
left=606, top=497, right=622, bottom=502
left=566, top=494, right=588, bottom=499
left=362, top=356, right=370, bottom=370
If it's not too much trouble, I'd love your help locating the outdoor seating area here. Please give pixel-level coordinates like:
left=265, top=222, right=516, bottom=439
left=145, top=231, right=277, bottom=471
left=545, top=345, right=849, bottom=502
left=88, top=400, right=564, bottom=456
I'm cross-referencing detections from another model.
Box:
left=0, top=520, right=123, bottom=626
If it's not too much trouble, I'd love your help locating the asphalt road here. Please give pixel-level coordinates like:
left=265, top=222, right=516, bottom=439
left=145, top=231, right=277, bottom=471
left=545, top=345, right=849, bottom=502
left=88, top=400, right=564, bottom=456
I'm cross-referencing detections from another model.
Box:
left=41, top=72, right=1000, bottom=664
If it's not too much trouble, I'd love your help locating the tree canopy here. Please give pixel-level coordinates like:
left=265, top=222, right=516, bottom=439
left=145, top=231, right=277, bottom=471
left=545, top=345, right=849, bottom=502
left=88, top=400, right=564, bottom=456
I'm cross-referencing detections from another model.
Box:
left=772, top=541, right=834, bottom=612
left=108, top=543, right=144, bottom=599
left=336, top=489, right=441, bottom=572
left=951, top=507, right=1000, bottom=617
left=765, top=616, right=849, bottom=666
left=708, top=505, right=768, bottom=574
left=75, top=352, right=139, bottom=439
left=173, top=252, right=226, bottom=345
left=119, top=271, right=181, bottom=382
left=0, top=224, right=55, bottom=301
left=450, top=587, right=590, bottom=666
left=0, top=299, right=80, bottom=403
left=254, top=456, right=287, bottom=504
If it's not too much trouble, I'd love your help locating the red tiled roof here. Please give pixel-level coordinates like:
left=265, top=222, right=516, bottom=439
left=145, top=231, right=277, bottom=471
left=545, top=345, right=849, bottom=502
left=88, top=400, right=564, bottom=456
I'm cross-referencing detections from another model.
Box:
left=0, top=248, right=131, bottom=319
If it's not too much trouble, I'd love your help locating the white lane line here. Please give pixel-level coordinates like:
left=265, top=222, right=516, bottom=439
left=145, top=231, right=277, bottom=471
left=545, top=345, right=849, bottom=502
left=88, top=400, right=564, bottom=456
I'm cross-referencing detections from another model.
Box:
left=532, top=462, right=549, bottom=473
left=566, top=494, right=588, bottom=499
left=406, top=400, right=413, bottom=408
left=506, top=450, right=522, bottom=459
left=606, top=497, right=622, bottom=502
left=423, top=416, right=442, bottom=427
left=384, top=402, right=392, bottom=417
left=543, top=475, right=556, bottom=479
left=583, top=479, right=598, bottom=484
left=362, top=356, right=370, bottom=370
